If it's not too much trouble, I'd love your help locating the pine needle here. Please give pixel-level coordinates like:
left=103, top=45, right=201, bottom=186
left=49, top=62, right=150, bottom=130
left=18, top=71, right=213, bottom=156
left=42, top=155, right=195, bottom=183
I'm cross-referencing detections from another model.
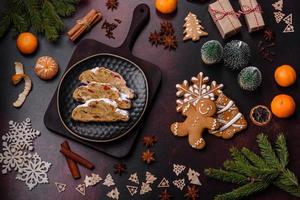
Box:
left=204, top=168, right=248, bottom=185
left=214, top=182, right=269, bottom=200
left=275, top=134, right=289, bottom=168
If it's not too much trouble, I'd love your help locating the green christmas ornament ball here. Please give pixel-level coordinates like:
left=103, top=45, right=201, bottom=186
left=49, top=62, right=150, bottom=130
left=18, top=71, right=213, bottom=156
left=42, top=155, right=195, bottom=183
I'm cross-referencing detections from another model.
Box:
left=238, top=66, right=262, bottom=91
left=223, top=40, right=251, bottom=70
left=201, top=40, right=223, bottom=64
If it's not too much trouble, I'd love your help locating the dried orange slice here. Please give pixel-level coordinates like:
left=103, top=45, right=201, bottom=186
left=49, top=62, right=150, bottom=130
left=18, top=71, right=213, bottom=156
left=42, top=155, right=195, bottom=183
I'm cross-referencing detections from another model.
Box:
left=250, top=105, right=272, bottom=126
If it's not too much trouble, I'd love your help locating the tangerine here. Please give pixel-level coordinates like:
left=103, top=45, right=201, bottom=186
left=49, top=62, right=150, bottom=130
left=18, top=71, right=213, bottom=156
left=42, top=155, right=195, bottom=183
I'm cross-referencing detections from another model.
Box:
left=16, top=32, right=38, bottom=55
left=271, top=94, right=296, bottom=118
left=274, top=64, right=297, bottom=87
left=155, top=0, right=177, bottom=14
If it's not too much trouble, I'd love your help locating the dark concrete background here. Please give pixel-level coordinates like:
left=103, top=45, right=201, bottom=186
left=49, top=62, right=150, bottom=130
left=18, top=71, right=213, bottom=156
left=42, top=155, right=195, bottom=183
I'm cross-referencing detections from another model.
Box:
left=0, top=0, right=299, bottom=199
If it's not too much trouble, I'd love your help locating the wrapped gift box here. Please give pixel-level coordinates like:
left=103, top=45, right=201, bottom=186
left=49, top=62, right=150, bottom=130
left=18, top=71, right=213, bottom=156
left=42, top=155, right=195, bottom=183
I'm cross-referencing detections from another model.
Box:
left=239, top=0, right=265, bottom=32
left=208, top=0, right=242, bottom=39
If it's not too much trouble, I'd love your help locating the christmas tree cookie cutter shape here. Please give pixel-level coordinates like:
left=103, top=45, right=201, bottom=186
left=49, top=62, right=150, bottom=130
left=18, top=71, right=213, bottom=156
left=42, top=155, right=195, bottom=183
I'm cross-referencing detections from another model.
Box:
left=187, top=168, right=202, bottom=186
left=157, top=177, right=170, bottom=188
left=107, top=187, right=120, bottom=200
left=128, top=172, right=139, bottom=184
left=55, top=182, right=67, bottom=193
left=84, top=173, right=102, bottom=187
left=183, top=12, right=208, bottom=42
left=126, top=185, right=138, bottom=196
left=283, top=24, right=294, bottom=33
left=145, top=171, right=157, bottom=184
left=173, top=163, right=186, bottom=176
left=272, top=0, right=283, bottom=11
left=173, top=178, right=186, bottom=190
left=274, top=11, right=285, bottom=23
left=75, top=183, right=86, bottom=196
left=140, top=182, right=152, bottom=195
left=103, top=173, right=115, bottom=187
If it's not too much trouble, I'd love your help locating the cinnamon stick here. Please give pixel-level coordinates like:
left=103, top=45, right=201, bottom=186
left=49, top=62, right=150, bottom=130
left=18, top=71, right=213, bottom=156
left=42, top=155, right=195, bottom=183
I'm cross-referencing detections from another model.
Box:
left=60, top=146, right=95, bottom=170
left=61, top=141, right=81, bottom=179
left=67, top=9, right=102, bottom=41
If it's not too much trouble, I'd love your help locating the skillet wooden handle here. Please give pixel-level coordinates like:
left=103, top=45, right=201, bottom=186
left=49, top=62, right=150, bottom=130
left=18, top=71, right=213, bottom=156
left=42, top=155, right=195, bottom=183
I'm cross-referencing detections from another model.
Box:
left=119, top=4, right=150, bottom=51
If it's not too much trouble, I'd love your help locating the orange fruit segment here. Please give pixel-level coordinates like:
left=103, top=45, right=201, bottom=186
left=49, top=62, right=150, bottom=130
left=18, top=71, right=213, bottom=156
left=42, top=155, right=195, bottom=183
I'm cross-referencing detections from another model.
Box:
left=274, top=64, right=297, bottom=87
left=17, top=32, right=39, bottom=55
left=155, top=0, right=177, bottom=14
left=271, top=94, right=296, bottom=118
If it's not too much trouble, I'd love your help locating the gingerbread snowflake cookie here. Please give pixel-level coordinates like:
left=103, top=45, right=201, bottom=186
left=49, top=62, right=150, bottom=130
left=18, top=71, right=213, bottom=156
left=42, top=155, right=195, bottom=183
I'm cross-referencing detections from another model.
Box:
left=170, top=72, right=247, bottom=149
left=170, top=72, right=223, bottom=149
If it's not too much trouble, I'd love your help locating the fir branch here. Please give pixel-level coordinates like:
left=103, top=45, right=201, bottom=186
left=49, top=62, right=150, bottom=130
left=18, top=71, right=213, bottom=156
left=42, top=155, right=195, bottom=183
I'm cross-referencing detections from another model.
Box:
left=50, top=1, right=77, bottom=17
left=0, top=13, right=11, bottom=38
left=223, top=160, right=258, bottom=177
left=205, top=134, right=300, bottom=200
left=241, top=147, right=267, bottom=168
left=214, top=182, right=269, bottom=200
left=273, top=179, right=300, bottom=197
left=257, top=134, right=281, bottom=169
left=0, top=0, right=80, bottom=41
left=275, top=134, right=289, bottom=168
left=230, top=147, right=251, bottom=165
left=278, top=169, right=299, bottom=186
left=204, top=168, right=248, bottom=185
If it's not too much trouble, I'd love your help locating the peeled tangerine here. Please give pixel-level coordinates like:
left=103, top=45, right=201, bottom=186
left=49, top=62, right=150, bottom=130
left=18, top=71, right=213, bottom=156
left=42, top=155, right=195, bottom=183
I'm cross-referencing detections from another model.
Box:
left=274, top=64, right=297, bottom=87
left=155, top=0, right=177, bottom=14
left=34, top=56, right=59, bottom=80
left=271, top=94, right=296, bottom=118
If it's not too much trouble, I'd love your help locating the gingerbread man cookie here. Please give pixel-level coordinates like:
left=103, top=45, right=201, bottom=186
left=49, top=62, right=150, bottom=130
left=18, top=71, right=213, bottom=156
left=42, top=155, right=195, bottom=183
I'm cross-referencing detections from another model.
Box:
left=171, top=99, right=220, bottom=149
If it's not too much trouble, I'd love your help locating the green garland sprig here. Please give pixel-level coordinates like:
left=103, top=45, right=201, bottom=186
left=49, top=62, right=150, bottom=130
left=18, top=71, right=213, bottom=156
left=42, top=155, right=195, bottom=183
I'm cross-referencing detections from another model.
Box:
left=0, top=0, right=80, bottom=41
left=205, top=133, right=300, bottom=200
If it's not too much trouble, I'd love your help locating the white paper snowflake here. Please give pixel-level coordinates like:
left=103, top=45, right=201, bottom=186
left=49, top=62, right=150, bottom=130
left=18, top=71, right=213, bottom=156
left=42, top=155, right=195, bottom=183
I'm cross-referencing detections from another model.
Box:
left=0, top=142, right=32, bottom=174
left=16, top=153, right=51, bottom=190
left=2, top=118, right=40, bottom=151
left=175, top=72, right=223, bottom=112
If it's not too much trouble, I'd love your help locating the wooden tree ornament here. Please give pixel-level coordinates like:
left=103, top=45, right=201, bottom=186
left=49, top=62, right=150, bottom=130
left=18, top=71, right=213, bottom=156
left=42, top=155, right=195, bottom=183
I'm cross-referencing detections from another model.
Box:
left=183, top=12, right=208, bottom=42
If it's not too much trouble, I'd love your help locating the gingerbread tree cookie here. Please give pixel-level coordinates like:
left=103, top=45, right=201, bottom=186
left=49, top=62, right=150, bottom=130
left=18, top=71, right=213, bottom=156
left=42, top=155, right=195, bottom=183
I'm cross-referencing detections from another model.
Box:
left=183, top=12, right=208, bottom=42
left=209, top=92, right=247, bottom=139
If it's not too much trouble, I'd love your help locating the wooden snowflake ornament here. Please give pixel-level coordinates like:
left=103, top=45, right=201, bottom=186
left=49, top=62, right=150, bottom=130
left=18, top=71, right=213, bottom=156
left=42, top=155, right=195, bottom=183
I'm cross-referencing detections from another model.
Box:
left=183, top=12, right=208, bottom=42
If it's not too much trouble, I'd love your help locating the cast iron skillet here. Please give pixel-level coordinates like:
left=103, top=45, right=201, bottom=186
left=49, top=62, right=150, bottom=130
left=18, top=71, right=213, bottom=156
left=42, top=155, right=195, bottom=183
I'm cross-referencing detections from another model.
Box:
left=57, top=4, right=150, bottom=142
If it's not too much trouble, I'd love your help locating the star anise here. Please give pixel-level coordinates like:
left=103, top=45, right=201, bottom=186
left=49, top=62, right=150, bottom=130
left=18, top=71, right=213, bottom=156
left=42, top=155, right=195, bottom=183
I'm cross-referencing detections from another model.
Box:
left=143, top=135, right=157, bottom=147
left=149, top=31, right=162, bottom=47
left=141, top=150, right=155, bottom=164
left=113, top=163, right=127, bottom=175
left=184, top=185, right=200, bottom=200
left=106, top=0, right=119, bottom=11
left=160, top=22, right=175, bottom=35
left=162, top=35, right=177, bottom=50
left=263, top=29, right=275, bottom=42
left=159, top=189, right=172, bottom=200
